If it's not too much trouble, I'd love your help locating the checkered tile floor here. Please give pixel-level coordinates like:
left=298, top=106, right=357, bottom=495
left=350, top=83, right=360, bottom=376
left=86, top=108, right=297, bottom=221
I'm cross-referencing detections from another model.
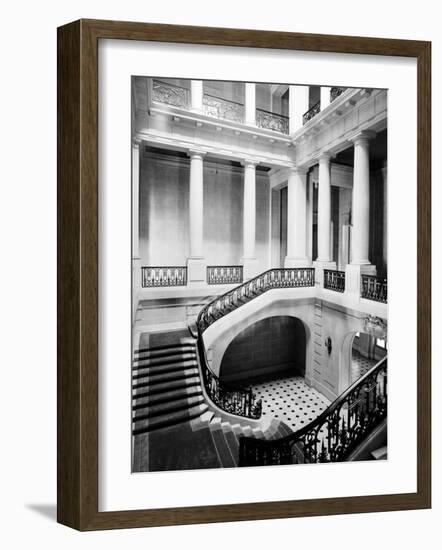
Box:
left=249, top=376, right=331, bottom=432
left=351, top=350, right=377, bottom=383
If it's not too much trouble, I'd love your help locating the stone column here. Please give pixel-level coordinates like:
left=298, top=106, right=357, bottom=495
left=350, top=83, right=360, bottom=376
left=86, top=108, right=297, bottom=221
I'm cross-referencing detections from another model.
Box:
left=191, top=80, right=203, bottom=112
left=285, top=167, right=309, bottom=267
left=187, top=149, right=206, bottom=285
left=242, top=159, right=259, bottom=279
left=289, top=85, right=310, bottom=134
left=346, top=131, right=377, bottom=295
left=132, top=140, right=141, bottom=319
left=320, top=87, right=331, bottom=110
left=351, top=131, right=374, bottom=265
left=313, top=153, right=336, bottom=282
left=245, top=83, right=256, bottom=126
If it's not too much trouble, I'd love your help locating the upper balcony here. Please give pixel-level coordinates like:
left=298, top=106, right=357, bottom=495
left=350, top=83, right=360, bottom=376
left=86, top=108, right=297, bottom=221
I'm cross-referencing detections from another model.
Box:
left=150, top=79, right=290, bottom=135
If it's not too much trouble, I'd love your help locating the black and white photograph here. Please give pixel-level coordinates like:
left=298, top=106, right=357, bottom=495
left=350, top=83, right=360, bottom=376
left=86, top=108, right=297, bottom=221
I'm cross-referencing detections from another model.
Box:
left=131, top=78, right=388, bottom=473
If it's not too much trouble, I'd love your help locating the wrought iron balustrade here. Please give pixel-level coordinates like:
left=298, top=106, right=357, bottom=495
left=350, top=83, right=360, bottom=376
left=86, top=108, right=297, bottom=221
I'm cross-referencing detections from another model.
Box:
left=194, top=267, right=314, bottom=420
left=207, top=266, right=243, bottom=285
left=302, top=101, right=321, bottom=125
left=330, top=87, right=345, bottom=102
left=361, top=275, right=387, bottom=303
left=239, top=356, right=387, bottom=466
left=324, top=269, right=346, bottom=293
left=141, top=266, right=187, bottom=288
left=256, top=109, right=289, bottom=134
left=151, top=79, right=191, bottom=109
left=202, top=93, right=245, bottom=123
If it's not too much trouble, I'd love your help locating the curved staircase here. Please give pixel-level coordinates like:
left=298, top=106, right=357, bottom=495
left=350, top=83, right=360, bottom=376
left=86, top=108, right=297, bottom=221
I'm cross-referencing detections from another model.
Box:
left=132, top=329, right=293, bottom=472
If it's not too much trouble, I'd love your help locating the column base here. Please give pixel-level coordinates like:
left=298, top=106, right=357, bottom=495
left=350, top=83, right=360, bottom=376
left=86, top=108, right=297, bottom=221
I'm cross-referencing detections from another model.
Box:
left=284, top=256, right=310, bottom=268
left=312, top=260, right=337, bottom=286
left=187, top=257, right=207, bottom=286
left=345, top=263, right=377, bottom=295
left=242, top=257, right=259, bottom=281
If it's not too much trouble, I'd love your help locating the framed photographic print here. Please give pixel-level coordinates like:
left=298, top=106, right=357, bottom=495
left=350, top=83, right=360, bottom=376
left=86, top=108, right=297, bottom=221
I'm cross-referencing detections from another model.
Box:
left=57, top=19, right=431, bottom=530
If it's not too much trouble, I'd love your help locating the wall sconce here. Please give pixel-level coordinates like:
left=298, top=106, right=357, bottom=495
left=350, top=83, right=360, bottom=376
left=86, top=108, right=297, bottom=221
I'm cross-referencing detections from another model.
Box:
left=324, top=336, right=332, bottom=355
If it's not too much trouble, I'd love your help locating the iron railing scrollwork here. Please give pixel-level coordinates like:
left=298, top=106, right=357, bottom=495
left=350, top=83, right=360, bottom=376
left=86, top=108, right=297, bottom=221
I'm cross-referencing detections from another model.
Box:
left=361, top=275, right=387, bottom=303
left=302, top=101, right=321, bottom=125
left=239, top=356, right=387, bottom=466
left=256, top=108, right=289, bottom=134
left=202, top=93, right=245, bottom=123
left=324, top=269, right=346, bottom=293
left=330, top=87, right=345, bottom=102
left=141, top=266, right=187, bottom=288
left=207, top=266, right=243, bottom=285
left=152, top=79, right=190, bottom=109
left=194, top=268, right=315, bottom=420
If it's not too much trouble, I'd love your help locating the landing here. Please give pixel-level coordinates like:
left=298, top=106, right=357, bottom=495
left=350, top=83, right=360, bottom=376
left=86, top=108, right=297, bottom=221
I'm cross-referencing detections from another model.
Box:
left=249, top=375, right=330, bottom=432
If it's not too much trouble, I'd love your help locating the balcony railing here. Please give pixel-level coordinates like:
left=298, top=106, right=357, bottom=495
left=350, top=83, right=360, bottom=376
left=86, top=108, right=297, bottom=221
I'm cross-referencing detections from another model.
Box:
left=256, top=108, right=289, bottom=134
left=207, top=266, right=243, bottom=285
left=361, top=275, right=388, bottom=303
left=324, top=269, right=345, bottom=293
left=330, top=87, right=345, bottom=102
left=141, top=266, right=187, bottom=288
left=239, top=356, right=387, bottom=466
left=151, top=79, right=190, bottom=109
left=202, top=93, right=244, bottom=123
left=302, top=100, right=321, bottom=125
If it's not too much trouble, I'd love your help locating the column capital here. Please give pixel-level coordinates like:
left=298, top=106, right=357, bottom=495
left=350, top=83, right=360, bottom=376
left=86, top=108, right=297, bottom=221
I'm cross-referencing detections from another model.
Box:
left=241, top=157, right=260, bottom=168
left=318, top=152, right=332, bottom=164
left=132, top=136, right=141, bottom=149
left=350, top=129, right=376, bottom=146
left=187, top=148, right=206, bottom=159
left=288, top=165, right=309, bottom=176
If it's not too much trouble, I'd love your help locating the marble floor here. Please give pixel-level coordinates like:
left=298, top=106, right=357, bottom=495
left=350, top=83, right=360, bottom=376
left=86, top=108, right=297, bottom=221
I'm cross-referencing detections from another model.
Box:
left=249, top=375, right=331, bottom=432
left=351, top=350, right=377, bottom=383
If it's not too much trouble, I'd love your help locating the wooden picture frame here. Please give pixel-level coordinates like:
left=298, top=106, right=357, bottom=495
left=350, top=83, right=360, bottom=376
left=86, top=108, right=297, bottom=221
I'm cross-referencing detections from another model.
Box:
left=57, top=18, right=431, bottom=530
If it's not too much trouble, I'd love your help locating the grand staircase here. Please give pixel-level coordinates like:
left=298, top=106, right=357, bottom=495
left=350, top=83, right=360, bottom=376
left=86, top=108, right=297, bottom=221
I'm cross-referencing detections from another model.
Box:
left=132, top=329, right=292, bottom=471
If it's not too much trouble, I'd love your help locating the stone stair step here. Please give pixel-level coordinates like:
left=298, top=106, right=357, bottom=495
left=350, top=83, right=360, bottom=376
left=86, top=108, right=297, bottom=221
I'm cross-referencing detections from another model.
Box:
left=133, top=386, right=203, bottom=408
left=132, top=376, right=201, bottom=397
left=134, top=342, right=195, bottom=356
left=132, top=403, right=208, bottom=434
left=210, top=422, right=235, bottom=468
left=371, top=446, right=388, bottom=460
left=133, top=395, right=205, bottom=420
left=132, top=367, right=199, bottom=389
left=190, top=411, right=215, bottom=431
left=133, top=351, right=196, bottom=368
left=132, top=358, right=197, bottom=378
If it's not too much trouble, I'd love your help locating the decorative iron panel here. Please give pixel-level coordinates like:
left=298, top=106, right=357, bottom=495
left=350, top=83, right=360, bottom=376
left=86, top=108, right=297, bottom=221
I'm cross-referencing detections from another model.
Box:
left=141, top=266, right=187, bottom=287
left=361, top=275, right=388, bottom=303
left=256, top=109, right=289, bottom=134
left=302, top=101, right=321, bottom=125
left=330, top=87, right=345, bottom=102
left=324, top=269, right=346, bottom=292
left=202, top=93, right=244, bottom=123
left=152, top=79, right=190, bottom=109
left=207, top=266, right=243, bottom=285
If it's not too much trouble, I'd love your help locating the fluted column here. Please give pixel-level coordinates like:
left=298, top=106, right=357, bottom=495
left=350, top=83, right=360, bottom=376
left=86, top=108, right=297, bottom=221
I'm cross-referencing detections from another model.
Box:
left=245, top=83, right=256, bottom=126
left=289, top=85, right=310, bottom=134
left=242, top=159, right=259, bottom=279
left=191, top=80, right=203, bottom=112
left=351, top=131, right=374, bottom=265
left=187, top=149, right=206, bottom=285
left=317, top=154, right=332, bottom=262
left=320, top=87, right=331, bottom=110
left=285, top=167, right=309, bottom=267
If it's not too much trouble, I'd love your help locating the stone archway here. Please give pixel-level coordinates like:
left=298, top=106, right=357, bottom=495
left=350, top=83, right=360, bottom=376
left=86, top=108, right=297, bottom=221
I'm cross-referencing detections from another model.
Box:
left=219, top=316, right=307, bottom=386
